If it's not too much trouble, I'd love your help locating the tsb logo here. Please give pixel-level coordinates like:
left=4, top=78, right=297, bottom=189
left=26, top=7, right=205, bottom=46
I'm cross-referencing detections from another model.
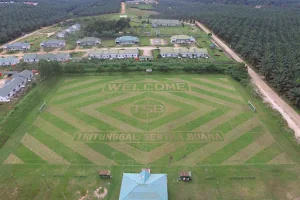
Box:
left=131, top=99, right=165, bottom=120
left=132, top=105, right=165, bottom=114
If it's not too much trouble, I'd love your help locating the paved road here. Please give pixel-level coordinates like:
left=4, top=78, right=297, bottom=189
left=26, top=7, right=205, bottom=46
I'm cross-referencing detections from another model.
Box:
left=196, top=21, right=300, bottom=139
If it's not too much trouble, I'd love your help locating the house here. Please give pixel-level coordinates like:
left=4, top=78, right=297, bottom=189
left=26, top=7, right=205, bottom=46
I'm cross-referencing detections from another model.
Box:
left=56, top=23, right=81, bottom=38
left=0, top=56, right=19, bottom=66
left=144, top=0, right=156, bottom=3
left=40, top=40, right=65, bottom=48
left=23, top=53, right=70, bottom=63
left=160, top=47, right=208, bottom=58
left=56, top=31, right=69, bottom=38
left=170, top=35, right=195, bottom=44
left=65, top=24, right=81, bottom=34
left=23, top=54, right=39, bottom=63
left=0, top=70, right=33, bottom=102
left=126, top=0, right=144, bottom=3
left=24, top=1, right=38, bottom=5
left=119, top=169, right=168, bottom=200
left=89, top=48, right=139, bottom=59
left=152, top=19, right=181, bottom=27
left=3, top=42, right=30, bottom=51
left=71, top=24, right=81, bottom=31
left=47, top=53, right=70, bottom=62
left=76, top=37, right=101, bottom=46
left=115, top=36, right=139, bottom=45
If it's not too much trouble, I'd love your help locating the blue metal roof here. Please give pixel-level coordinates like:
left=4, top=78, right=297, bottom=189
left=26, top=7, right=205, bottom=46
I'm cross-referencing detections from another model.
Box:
left=115, top=36, right=139, bottom=42
left=119, top=170, right=168, bottom=200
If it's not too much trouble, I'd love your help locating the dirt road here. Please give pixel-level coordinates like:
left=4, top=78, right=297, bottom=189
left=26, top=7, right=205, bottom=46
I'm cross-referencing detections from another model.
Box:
left=121, top=2, right=126, bottom=14
left=142, top=47, right=155, bottom=56
left=0, top=25, right=55, bottom=49
left=196, top=21, right=300, bottom=139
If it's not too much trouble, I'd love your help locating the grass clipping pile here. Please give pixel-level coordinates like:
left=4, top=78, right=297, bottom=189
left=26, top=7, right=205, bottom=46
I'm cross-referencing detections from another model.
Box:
left=78, top=186, right=108, bottom=200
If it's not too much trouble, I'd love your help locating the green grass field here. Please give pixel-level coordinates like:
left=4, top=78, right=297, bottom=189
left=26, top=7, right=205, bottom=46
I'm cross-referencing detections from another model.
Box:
left=0, top=74, right=300, bottom=199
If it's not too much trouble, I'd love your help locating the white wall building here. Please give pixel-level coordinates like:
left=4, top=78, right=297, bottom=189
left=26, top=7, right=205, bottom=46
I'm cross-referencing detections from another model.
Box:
left=89, top=48, right=139, bottom=59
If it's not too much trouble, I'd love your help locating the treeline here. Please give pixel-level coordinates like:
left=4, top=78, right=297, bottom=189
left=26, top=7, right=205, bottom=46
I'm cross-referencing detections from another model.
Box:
left=0, top=0, right=120, bottom=43
left=83, top=18, right=131, bottom=38
left=164, top=0, right=300, bottom=7
left=34, top=59, right=248, bottom=86
left=153, top=1, right=300, bottom=108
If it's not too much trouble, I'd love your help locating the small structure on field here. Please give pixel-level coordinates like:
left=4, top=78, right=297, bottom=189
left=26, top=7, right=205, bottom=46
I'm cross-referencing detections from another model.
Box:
left=139, top=56, right=153, bottom=61
left=178, top=171, right=192, bottom=181
left=210, top=43, right=216, bottom=49
left=99, top=170, right=112, bottom=179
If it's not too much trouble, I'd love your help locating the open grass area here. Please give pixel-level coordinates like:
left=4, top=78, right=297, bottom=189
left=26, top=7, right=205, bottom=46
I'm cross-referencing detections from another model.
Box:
left=139, top=37, right=151, bottom=46
left=38, top=26, right=60, bottom=34
left=197, top=38, right=232, bottom=62
left=126, top=7, right=159, bottom=19
left=152, top=49, right=160, bottom=59
left=0, top=74, right=300, bottom=199
left=151, top=25, right=200, bottom=36
left=101, top=39, right=116, bottom=48
left=130, top=4, right=154, bottom=10
left=70, top=52, right=85, bottom=58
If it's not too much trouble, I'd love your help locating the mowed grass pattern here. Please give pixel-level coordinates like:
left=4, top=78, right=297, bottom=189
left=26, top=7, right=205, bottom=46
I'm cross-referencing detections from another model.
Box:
left=3, top=75, right=293, bottom=166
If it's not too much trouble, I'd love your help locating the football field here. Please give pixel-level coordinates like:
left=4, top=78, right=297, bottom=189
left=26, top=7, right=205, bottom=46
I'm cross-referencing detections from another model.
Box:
left=0, top=74, right=300, bottom=200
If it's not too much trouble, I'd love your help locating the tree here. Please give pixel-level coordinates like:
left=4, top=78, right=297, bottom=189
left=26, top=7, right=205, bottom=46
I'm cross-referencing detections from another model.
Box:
left=38, top=60, right=53, bottom=79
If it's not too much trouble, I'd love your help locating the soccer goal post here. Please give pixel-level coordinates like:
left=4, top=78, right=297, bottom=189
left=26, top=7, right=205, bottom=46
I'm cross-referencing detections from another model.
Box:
left=38, top=102, right=47, bottom=113
left=248, top=101, right=256, bottom=112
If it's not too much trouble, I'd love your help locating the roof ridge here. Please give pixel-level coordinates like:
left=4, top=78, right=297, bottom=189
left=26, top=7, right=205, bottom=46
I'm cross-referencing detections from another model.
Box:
left=149, top=175, right=167, bottom=200
left=121, top=174, right=139, bottom=200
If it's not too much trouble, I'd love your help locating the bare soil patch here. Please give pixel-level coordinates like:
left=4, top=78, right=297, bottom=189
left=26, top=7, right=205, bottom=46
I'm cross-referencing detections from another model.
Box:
left=93, top=186, right=108, bottom=199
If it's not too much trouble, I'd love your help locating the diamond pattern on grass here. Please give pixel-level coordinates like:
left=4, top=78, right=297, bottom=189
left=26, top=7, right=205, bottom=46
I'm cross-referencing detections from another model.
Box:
left=8, top=76, right=289, bottom=166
